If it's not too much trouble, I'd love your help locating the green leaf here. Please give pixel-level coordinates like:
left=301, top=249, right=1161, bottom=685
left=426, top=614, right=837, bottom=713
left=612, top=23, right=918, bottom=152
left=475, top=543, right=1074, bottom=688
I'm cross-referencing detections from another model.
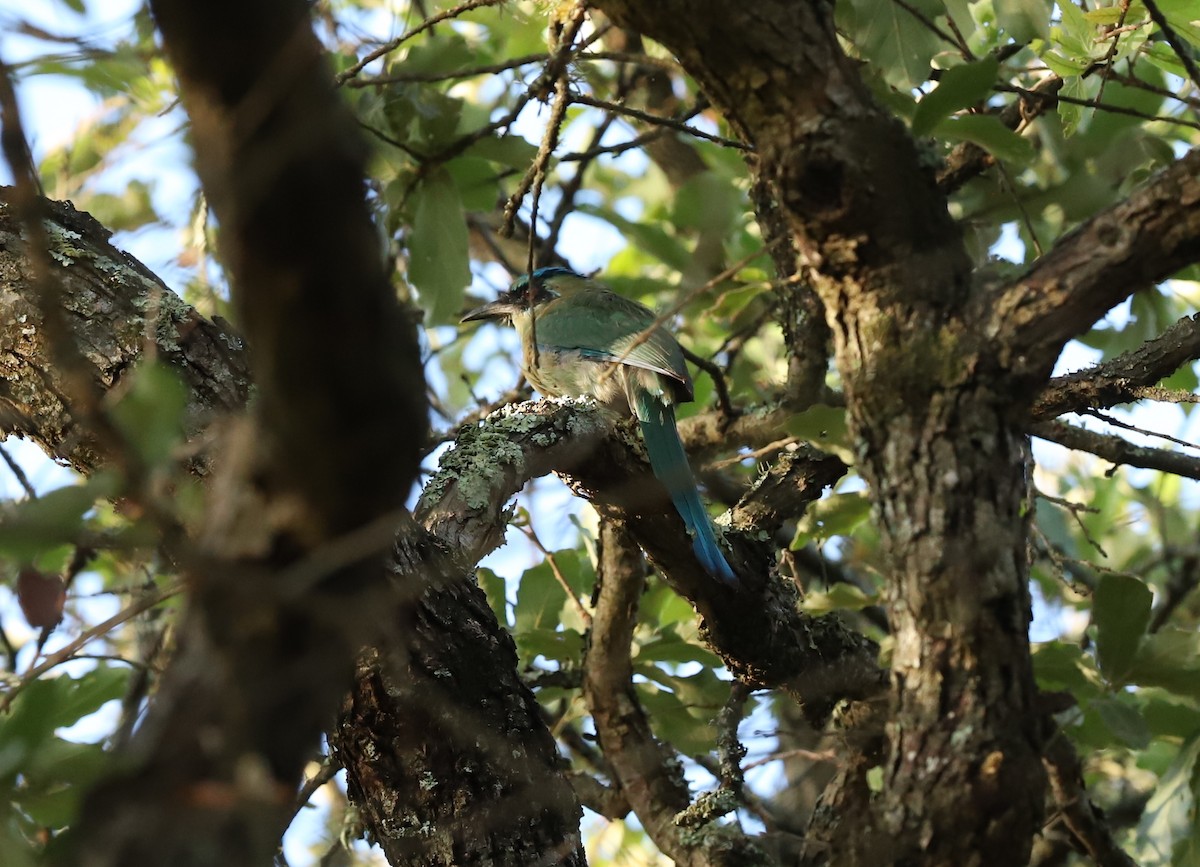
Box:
left=0, top=666, right=129, bottom=776
left=446, top=157, right=505, bottom=211
left=579, top=204, right=693, bottom=273
left=17, top=739, right=110, bottom=828
left=0, top=483, right=99, bottom=562
left=1142, top=692, right=1200, bottom=739
left=933, top=114, right=1036, bottom=164
left=1039, top=51, right=1087, bottom=78
left=1058, top=75, right=1088, bottom=136
left=1091, top=695, right=1150, bottom=749
left=994, top=0, right=1050, bottom=42
left=1135, top=733, right=1200, bottom=859
left=801, top=582, right=876, bottom=615
left=673, top=171, right=740, bottom=235
left=465, top=135, right=539, bottom=170
left=1082, top=6, right=1127, bottom=25
left=0, top=809, right=36, bottom=867
left=110, top=360, right=190, bottom=469
left=1093, top=573, right=1152, bottom=682
left=792, top=492, right=871, bottom=549
left=408, top=167, right=471, bottom=324
left=1127, top=629, right=1200, bottom=699
left=912, top=57, right=1000, bottom=136
left=477, top=567, right=510, bottom=628
left=785, top=404, right=852, bottom=461
left=1031, top=640, right=1104, bottom=697
left=637, top=684, right=715, bottom=756
left=838, top=0, right=943, bottom=87
left=639, top=582, right=696, bottom=628
left=635, top=635, right=722, bottom=667
left=80, top=179, right=158, bottom=232
left=1056, top=0, right=1096, bottom=45
left=514, top=560, right=567, bottom=635
left=517, top=627, right=583, bottom=663
left=1150, top=0, right=1200, bottom=47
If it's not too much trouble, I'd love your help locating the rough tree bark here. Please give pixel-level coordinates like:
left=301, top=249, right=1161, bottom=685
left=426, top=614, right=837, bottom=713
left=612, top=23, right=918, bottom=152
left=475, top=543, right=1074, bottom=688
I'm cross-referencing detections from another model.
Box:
left=54, top=0, right=430, bottom=864
left=587, top=2, right=1200, bottom=865
left=3, top=0, right=1200, bottom=865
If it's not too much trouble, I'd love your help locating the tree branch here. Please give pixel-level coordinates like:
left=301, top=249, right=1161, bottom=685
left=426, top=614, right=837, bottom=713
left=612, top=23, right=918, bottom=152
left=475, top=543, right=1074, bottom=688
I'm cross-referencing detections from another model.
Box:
left=416, top=398, right=883, bottom=720
left=988, top=148, right=1200, bottom=381
left=68, top=0, right=428, bottom=863
left=1031, top=420, right=1200, bottom=480
left=583, top=522, right=767, bottom=867
left=1043, top=731, right=1139, bottom=867
left=1033, top=313, right=1200, bottom=420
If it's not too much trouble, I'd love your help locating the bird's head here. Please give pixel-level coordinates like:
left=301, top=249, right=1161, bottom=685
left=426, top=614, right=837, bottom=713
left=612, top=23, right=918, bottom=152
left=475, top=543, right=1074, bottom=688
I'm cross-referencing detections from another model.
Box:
left=461, top=266, right=585, bottom=324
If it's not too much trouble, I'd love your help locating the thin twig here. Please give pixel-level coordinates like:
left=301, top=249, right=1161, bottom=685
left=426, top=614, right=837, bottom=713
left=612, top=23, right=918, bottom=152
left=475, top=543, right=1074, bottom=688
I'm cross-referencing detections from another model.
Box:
left=497, top=7, right=595, bottom=241
left=1084, top=408, right=1200, bottom=451
left=1142, top=0, right=1200, bottom=94
left=295, top=755, right=342, bottom=812
left=890, top=0, right=973, bottom=61
left=1038, top=487, right=1108, bottom=557
left=1093, top=0, right=1133, bottom=114
left=997, top=160, right=1043, bottom=257
left=570, top=93, right=750, bottom=150
left=998, top=83, right=1200, bottom=131
left=348, top=52, right=547, bottom=86
left=0, top=580, right=184, bottom=714
left=545, top=104, right=621, bottom=254
left=519, top=521, right=593, bottom=628
left=1032, top=420, right=1200, bottom=480
left=680, top=345, right=737, bottom=420
left=0, top=443, right=36, bottom=498
left=743, top=746, right=839, bottom=772
left=335, top=0, right=506, bottom=86
left=708, top=436, right=800, bottom=470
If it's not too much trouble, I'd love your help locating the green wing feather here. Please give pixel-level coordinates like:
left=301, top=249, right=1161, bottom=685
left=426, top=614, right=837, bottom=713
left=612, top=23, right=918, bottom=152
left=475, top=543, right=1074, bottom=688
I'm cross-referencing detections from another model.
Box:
left=533, top=288, right=693, bottom=399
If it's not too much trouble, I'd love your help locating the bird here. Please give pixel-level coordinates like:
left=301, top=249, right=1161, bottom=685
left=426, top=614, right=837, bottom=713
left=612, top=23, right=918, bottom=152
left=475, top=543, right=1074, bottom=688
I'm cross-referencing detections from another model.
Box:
left=462, top=266, right=738, bottom=584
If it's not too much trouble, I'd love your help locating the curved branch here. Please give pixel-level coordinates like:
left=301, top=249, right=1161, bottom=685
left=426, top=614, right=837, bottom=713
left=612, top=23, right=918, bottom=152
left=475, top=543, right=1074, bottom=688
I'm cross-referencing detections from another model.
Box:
left=583, top=522, right=759, bottom=866
left=0, top=197, right=252, bottom=473
left=417, top=398, right=882, bottom=720
left=1032, top=420, right=1200, bottom=480
left=989, top=148, right=1200, bottom=381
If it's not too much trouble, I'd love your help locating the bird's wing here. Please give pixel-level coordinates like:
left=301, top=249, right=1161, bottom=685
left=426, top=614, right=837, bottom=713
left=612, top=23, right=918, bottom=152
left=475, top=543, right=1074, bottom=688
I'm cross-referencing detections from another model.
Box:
left=533, top=290, right=692, bottom=391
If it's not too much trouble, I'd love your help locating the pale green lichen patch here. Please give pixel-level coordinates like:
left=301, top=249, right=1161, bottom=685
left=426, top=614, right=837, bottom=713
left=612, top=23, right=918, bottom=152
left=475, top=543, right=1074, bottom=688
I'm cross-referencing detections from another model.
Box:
left=675, top=787, right=739, bottom=828
left=418, top=397, right=609, bottom=515
left=40, top=221, right=85, bottom=266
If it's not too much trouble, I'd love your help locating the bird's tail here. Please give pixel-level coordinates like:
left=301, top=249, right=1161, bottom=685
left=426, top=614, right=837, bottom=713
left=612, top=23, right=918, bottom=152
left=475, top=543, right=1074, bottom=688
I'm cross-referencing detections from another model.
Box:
left=635, top=392, right=738, bottom=584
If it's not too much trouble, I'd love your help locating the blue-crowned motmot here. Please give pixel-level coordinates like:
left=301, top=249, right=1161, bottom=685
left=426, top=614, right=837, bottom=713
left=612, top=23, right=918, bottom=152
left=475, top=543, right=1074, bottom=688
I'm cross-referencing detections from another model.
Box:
left=462, top=266, right=738, bottom=584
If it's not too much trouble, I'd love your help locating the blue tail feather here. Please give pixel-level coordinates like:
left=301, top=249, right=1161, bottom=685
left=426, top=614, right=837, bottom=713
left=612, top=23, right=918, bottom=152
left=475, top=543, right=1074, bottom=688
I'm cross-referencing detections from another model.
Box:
left=635, top=393, right=738, bottom=584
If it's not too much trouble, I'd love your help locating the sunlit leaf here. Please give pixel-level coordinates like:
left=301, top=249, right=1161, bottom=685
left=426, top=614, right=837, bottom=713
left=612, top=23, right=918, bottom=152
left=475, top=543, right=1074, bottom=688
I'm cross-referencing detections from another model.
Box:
left=408, top=167, right=471, bottom=324
left=110, top=360, right=190, bottom=469
left=912, top=57, right=1000, bottom=137
left=1091, top=695, right=1151, bottom=749
left=1128, top=629, right=1200, bottom=699
left=838, top=0, right=943, bottom=87
left=933, top=114, right=1036, bottom=164
left=1093, top=573, right=1152, bottom=683
left=994, top=0, right=1050, bottom=41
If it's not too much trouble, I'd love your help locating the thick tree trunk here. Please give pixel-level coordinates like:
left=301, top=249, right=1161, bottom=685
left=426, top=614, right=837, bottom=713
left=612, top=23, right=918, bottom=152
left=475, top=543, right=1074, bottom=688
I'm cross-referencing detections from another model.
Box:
left=588, top=2, right=1047, bottom=862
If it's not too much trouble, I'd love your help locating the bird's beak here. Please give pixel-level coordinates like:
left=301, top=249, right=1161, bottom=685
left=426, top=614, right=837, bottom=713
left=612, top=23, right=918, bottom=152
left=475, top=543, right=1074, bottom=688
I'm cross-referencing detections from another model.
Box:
left=461, top=300, right=517, bottom=323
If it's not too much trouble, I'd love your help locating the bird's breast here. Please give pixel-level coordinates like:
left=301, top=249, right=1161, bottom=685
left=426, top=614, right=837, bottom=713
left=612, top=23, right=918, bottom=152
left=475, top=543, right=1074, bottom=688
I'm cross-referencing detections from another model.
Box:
left=523, top=346, right=631, bottom=414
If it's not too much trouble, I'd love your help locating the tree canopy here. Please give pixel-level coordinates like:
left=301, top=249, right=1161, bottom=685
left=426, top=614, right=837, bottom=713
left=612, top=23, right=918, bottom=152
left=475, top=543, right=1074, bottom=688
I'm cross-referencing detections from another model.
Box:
left=0, top=1, right=1199, bottom=865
